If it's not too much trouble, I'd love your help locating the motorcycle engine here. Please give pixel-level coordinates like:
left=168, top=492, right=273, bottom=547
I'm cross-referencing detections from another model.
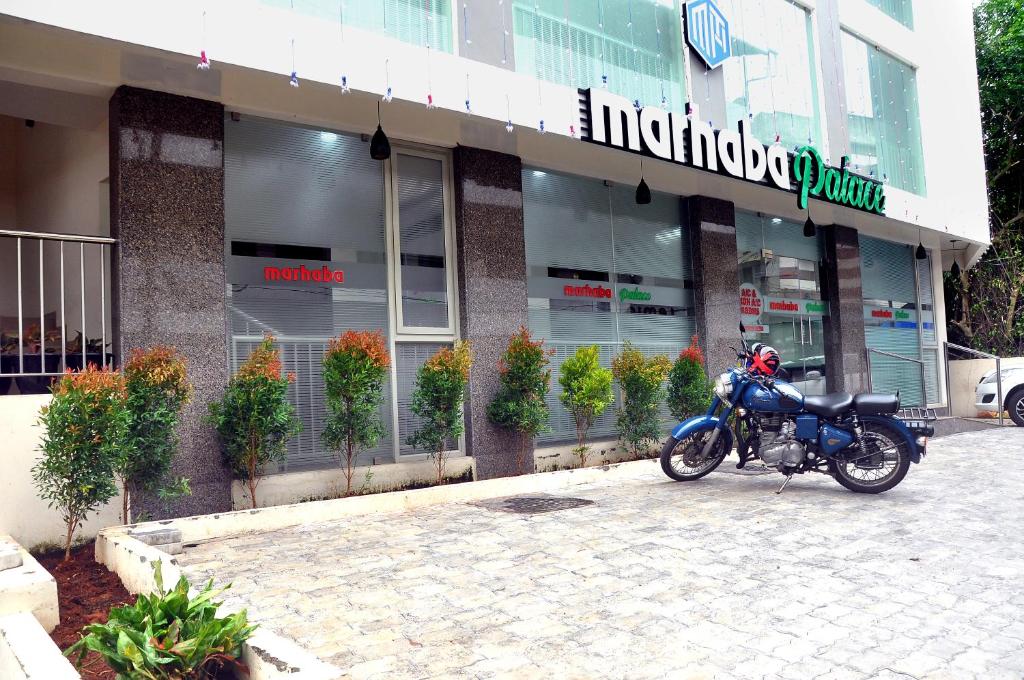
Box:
left=757, top=417, right=806, bottom=470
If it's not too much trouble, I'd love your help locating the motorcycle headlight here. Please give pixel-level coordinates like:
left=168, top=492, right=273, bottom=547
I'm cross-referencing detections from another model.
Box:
left=714, top=372, right=733, bottom=400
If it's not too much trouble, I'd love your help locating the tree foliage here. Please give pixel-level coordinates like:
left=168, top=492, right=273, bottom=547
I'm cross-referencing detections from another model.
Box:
left=207, top=336, right=300, bottom=509
left=322, top=330, right=390, bottom=496
left=611, top=343, right=672, bottom=459
left=947, top=0, right=1024, bottom=354
left=408, top=341, right=472, bottom=485
left=121, top=345, right=192, bottom=523
left=487, top=327, right=552, bottom=474
left=667, top=336, right=712, bottom=421
left=33, top=366, right=130, bottom=561
left=558, top=345, right=613, bottom=467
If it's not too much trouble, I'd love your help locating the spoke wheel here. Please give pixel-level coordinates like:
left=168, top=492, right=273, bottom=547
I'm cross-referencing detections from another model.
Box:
left=660, top=429, right=729, bottom=482
left=829, top=421, right=910, bottom=494
left=1007, top=388, right=1024, bottom=427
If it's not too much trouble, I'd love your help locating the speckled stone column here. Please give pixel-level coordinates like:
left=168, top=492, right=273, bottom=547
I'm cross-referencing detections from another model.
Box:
left=821, top=225, right=869, bottom=394
left=687, top=196, right=741, bottom=376
left=109, top=86, right=232, bottom=518
left=453, top=146, right=530, bottom=479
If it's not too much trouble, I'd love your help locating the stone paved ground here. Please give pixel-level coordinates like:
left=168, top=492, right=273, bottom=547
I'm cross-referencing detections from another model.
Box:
left=178, top=429, right=1024, bottom=679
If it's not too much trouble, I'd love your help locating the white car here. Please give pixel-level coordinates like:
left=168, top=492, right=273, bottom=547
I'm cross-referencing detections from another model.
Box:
left=975, top=367, right=1024, bottom=426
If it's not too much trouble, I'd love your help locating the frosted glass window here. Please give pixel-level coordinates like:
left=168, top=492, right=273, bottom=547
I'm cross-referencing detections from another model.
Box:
left=225, top=117, right=392, bottom=472
left=842, top=32, right=925, bottom=195
left=721, top=0, right=822, bottom=149
left=512, top=0, right=685, bottom=111
left=260, top=0, right=453, bottom=52
left=395, top=154, right=450, bottom=330
left=523, top=168, right=694, bottom=445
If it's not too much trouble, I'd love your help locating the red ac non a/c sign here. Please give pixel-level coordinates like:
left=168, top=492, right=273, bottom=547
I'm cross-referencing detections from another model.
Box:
left=264, top=264, right=345, bottom=284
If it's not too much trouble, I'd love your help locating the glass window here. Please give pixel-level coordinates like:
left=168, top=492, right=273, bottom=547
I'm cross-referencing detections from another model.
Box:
left=225, top=117, right=458, bottom=472
left=512, top=0, right=686, bottom=111
left=721, top=0, right=822, bottom=150
left=736, top=211, right=827, bottom=395
left=856, top=0, right=914, bottom=30
left=260, top=0, right=454, bottom=52
left=842, top=32, right=925, bottom=195
left=860, top=235, right=936, bottom=406
left=394, top=153, right=451, bottom=331
left=523, top=168, right=695, bottom=445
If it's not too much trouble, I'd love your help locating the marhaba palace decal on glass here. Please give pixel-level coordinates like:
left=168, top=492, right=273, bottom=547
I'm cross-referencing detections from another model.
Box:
left=578, top=88, right=886, bottom=216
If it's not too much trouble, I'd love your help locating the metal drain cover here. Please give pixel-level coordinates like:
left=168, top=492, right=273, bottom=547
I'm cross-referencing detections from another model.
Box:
left=476, top=493, right=595, bottom=515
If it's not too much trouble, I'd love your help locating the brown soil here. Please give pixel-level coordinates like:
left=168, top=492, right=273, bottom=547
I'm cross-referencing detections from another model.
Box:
left=37, top=541, right=133, bottom=680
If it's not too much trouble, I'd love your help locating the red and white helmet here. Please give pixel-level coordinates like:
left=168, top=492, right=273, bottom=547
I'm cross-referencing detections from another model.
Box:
left=747, top=343, right=782, bottom=376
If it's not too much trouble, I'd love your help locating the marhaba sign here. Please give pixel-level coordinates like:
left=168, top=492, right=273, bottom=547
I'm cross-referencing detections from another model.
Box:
left=579, top=88, right=886, bottom=216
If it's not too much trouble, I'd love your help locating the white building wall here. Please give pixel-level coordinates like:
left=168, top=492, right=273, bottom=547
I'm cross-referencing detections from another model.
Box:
left=0, top=0, right=988, bottom=255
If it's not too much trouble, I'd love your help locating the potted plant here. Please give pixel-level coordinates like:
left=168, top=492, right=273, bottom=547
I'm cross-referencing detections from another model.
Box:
left=487, top=327, right=552, bottom=474
left=408, top=341, right=472, bottom=485
left=207, top=335, right=300, bottom=509
left=667, top=336, right=712, bottom=421
left=321, top=330, right=390, bottom=496
left=65, top=330, right=115, bottom=371
left=559, top=345, right=614, bottom=468
left=612, top=342, right=672, bottom=459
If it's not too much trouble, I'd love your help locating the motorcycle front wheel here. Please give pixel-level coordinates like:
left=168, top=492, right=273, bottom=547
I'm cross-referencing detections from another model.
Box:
left=828, top=420, right=911, bottom=494
left=660, top=428, right=729, bottom=482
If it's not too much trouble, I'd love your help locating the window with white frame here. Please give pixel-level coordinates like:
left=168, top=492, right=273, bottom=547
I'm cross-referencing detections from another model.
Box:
left=224, top=116, right=458, bottom=473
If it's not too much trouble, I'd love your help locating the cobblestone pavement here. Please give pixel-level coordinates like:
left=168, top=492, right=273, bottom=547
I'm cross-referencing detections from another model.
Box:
left=178, top=429, right=1024, bottom=679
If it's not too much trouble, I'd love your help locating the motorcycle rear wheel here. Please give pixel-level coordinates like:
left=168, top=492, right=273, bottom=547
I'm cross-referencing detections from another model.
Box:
left=828, top=420, right=911, bottom=494
left=660, top=429, right=729, bottom=481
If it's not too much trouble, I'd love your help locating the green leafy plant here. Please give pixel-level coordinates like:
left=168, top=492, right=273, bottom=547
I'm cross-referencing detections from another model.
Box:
left=322, top=330, right=390, bottom=496
left=207, top=335, right=300, bottom=509
left=612, top=343, right=672, bottom=459
left=487, top=327, right=552, bottom=474
left=558, top=345, right=613, bottom=468
left=120, top=345, right=193, bottom=523
left=67, top=561, right=256, bottom=679
left=408, top=341, right=472, bottom=485
left=33, top=365, right=129, bottom=561
left=667, top=335, right=712, bottom=422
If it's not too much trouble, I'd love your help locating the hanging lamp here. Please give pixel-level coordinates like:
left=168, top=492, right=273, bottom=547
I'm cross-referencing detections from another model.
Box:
left=370, top=101, right=391, bottom=161
left=635, top=157, right=651, bottom=205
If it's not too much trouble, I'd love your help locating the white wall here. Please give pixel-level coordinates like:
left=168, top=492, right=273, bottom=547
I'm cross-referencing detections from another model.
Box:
left=0, top=395, right=123, bottom=551
left=947, top=357, right=1024, bottom=417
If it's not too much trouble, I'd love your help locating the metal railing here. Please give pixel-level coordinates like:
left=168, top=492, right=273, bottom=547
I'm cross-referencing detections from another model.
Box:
left=865, top=347, right=927, bottom=408
left=0, top=229, right=116, bottom=386
left=944, top=341, right=1004, bottom=427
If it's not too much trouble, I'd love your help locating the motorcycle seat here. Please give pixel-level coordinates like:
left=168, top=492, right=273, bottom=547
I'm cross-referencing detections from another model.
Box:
left=853, top=393, right=900, bottom=415
left=803, top=392, right=854, bottom=418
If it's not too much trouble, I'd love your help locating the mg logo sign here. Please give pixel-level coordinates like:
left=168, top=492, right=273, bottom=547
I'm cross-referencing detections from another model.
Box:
left=685, top=0, right=731, bottom=69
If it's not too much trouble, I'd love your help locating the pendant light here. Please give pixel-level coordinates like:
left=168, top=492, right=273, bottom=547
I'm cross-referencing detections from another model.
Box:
left=915, top=228, right=927, bottom=260
left=370, top=101, right=391, bottom=161
left=803, top=207, right=815, bottom=238
left=950, top=259, right=961, bottom=280
left=635, top=157, right=651, bottom=205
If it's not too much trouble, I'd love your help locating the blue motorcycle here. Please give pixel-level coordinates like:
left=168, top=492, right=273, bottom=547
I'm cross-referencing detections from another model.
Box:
left=660, top=325, right=933, bottom=494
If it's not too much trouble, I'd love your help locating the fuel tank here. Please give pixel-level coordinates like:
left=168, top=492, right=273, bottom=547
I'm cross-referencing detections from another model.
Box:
left=741, top=379, right=805, bottom=414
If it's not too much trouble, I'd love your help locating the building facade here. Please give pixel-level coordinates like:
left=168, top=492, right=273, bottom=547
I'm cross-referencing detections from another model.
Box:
left=0, top=0, right=989, bottom=516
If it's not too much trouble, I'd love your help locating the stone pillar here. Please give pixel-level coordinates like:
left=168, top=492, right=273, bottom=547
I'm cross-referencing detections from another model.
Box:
left=109, top=86, right=232, bottom=518
left=821, top=225, right=869, bottom=394
left=687, top=196, right=741, bottom=376
left=452, top=146, right=530, bottom=479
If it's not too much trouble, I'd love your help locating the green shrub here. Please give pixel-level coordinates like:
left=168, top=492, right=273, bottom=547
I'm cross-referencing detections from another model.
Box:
left=408, top=341, right=472, bottom=485
left=667, top=335, right=712, bottom=421
left=558, top=345, right=613, bottom=467
left=611, top=343, right=672, bottom=459
left=322, top=330, right=390, bottom=496
left=33, top=366, right=130, bottom=561
left=67, top=562, right=256, bottom=679
left=121, top=345, right=193, bottom=523
left=207, top=335, right=300, bottom=509
left=487, top=327, right=551, bottom=474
